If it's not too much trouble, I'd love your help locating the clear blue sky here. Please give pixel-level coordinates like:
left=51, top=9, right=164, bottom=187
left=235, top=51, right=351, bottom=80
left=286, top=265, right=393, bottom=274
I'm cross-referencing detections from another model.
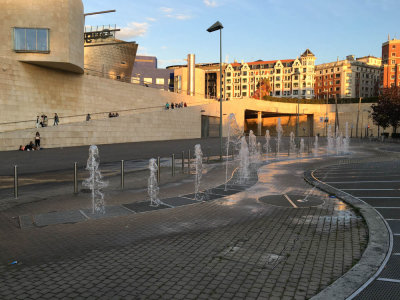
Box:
left=82, top=0, right=400, bottom=68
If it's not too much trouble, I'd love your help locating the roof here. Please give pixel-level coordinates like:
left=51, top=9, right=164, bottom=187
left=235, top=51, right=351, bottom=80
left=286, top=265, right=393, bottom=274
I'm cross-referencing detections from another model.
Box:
left=301, top=49, right=315, bottom=57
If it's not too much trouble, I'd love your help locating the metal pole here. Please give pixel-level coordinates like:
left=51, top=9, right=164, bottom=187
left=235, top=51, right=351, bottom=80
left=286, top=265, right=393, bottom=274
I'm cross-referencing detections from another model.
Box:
left=219, top=28, right=223, bottom=161
left=188, top=150, right=191, bottom=173
left=172, top=154, right=175, bottom=177
left=121, top=160, right=124, bottom=189
left=14, top=165, right=18, bottom=199
left=181, top=151, right=184, bottom=173
left=157, top=157, right=160, bottom=183
left=74, top=162, right=78, bottom=194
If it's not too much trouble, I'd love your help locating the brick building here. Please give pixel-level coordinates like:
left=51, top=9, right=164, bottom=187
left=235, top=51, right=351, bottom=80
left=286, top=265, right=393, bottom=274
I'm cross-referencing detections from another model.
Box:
left=382, top=38, right=400, bottom=88
left=315, top=55, right=381, bottom=99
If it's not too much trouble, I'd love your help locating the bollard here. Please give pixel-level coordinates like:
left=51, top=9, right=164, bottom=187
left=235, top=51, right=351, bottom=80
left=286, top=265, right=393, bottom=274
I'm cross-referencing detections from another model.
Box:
left=121, top=160, right=125, bottom=189
left=14, top=165, right=18, bottom=199
left=181, top=151, right=184, bottom=173
left=157, top=157, right=161, bottom=183
left=172, top=154, right=175, bottom=177
left=74, top=162, right=78, bottom=194
left=188, top=149, right=191, bottom=173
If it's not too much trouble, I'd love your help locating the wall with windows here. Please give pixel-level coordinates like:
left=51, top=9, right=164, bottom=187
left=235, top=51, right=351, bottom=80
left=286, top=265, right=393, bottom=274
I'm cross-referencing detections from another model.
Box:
left=0, top=0, right=84, bottom=73
left=315, top=58, right=381, bottom=99
left=131, top=56, right=174, bottom=91
left=382, top=39, right=400, bottom=88
left=224, top=50, right=316, bottom=100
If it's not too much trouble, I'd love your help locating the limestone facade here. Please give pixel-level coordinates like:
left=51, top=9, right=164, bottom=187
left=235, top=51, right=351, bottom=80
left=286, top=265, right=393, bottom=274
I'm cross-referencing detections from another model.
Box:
left=1, top=0, right=84, bottom=73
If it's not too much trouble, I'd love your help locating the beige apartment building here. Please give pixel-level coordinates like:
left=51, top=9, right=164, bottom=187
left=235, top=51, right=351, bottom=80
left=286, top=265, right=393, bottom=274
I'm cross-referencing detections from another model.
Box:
left=315, top=55, right=381, bottom=99
left=224, top=49, right=316, bottom=100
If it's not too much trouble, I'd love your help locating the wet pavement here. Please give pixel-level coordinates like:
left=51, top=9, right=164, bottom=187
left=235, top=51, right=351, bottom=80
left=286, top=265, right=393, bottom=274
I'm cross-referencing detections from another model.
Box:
left=0, top=143, right=370, bottom=299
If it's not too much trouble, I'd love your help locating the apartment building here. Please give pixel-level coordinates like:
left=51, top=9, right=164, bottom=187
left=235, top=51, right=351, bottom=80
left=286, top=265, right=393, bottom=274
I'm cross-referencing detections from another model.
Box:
left=315, top=55, right=381, bottom=99
left=382, top=38, right=400, bottom=87
left=224, top=49, right=316, bottom=100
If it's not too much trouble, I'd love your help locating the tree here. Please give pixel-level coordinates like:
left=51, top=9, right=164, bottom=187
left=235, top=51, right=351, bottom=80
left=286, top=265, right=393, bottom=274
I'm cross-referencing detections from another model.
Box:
left=253, top=78, right=271, bottom=100
left=371, top=86, right=400, bottom=133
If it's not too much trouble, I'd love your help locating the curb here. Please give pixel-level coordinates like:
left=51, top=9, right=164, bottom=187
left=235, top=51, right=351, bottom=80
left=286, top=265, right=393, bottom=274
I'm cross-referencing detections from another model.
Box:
left=304, top=170, right=391, bottom=300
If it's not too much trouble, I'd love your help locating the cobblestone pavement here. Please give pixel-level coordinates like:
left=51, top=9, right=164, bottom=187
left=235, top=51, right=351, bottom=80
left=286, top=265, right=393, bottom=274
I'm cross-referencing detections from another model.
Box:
left=0, top=154, right=368, bottom=299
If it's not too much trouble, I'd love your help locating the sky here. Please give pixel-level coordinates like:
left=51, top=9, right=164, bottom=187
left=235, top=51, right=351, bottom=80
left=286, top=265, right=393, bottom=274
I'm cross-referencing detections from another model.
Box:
left=82, top=0, right=400, bottom=68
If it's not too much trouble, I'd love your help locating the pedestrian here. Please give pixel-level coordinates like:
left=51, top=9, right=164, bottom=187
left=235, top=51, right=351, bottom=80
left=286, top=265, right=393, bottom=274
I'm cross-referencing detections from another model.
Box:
left=171, top=103, right=175, bottom=109
left=35, top=132, right=40, bottom=149
left=86, top=113, right=91, bottom=121
left=184, top=102, right=187, bottom=107
left=35, top=116, right=40, bottom=128
left=54, top=113, right=59, bottom=126
left=43, top=115, right=48, bottom=127
left=165, top=102, right=169, bottom=110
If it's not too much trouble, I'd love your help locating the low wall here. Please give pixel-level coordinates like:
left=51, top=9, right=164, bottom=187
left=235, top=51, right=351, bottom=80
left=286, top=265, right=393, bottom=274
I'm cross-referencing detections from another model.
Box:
left=0, top=106, right=202, bottom=151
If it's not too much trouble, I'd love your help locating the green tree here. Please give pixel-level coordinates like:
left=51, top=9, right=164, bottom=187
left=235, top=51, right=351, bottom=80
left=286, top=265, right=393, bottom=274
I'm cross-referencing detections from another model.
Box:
left=253, top=78, right=271, bottom=99
left=371, top=86, right=400, bottom=133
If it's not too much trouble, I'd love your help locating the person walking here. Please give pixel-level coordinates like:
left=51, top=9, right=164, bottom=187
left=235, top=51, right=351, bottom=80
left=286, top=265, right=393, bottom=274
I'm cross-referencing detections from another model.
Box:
left=54, top=113, right=59, bottom=126
left=35, top=132, right=40, bottom=149
left=35, top=116, right=40, bottom=128
left=86, top=113, right=91, bottom=121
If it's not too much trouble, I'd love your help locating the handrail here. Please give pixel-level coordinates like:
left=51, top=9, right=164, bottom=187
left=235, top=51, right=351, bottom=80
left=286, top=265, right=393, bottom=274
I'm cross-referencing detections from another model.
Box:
left=0, top=98, right=214, bottom=128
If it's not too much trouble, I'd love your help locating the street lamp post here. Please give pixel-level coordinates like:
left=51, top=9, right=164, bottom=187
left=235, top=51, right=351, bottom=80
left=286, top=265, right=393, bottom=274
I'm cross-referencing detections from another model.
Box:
left=207, top=21, right=224, bottom=160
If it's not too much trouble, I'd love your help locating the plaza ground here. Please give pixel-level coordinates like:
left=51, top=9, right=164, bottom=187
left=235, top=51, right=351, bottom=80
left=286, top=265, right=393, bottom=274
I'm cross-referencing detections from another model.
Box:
left=0, top=139, right=399, bottom=299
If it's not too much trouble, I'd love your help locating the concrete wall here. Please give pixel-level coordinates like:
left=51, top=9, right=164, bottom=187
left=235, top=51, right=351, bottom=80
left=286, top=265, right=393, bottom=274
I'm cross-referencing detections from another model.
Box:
left=199, top=98, right=386, bottom=138
left=1, top=0, right=84, bottom=73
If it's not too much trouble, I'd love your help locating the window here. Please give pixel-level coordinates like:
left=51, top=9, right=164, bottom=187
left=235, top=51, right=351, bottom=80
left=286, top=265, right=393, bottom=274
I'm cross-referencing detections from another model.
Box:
left=392, top=60, right=396, bottom=64
left=335, top=74, right=340, bottom=78
left=243, top=71, right=247, bottom=76
left=336, top=87, right=340, bottom=91
left=293, top=90, right=298, bottom=95
left=227, top=72, right=231, bottom=77
left=156, top=78, right=164, bottom=85
left=335, top=80, right=340, bottom=84
left=14, top=28, right=49, bottom=52
left=242, top=85, right=247, bottom=89
left=131, top=77, right=140, bottom=84
left=242, top=92, right=247, bottom=96
left=276, top=76, right=281, bottom=81
left=392, top=53, right=396, bottom=57
left=276, top=69, right=281, bottom=74
left=144, top=78, right=153, bottom=84
left=302, top=90, right=306, bottom=95
left=275, top=91, right=280, bottom=96
left=303, top=68, right=306, bottom=72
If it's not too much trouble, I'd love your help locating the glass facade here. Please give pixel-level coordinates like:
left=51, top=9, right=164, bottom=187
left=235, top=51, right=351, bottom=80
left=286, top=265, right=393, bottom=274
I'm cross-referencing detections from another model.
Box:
left=14, top=28, right=49, bottom=52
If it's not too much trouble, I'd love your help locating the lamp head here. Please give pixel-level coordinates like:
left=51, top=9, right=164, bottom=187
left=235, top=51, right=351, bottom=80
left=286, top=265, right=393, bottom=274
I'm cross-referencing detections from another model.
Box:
left=207, top=21, right=223, bottom=32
